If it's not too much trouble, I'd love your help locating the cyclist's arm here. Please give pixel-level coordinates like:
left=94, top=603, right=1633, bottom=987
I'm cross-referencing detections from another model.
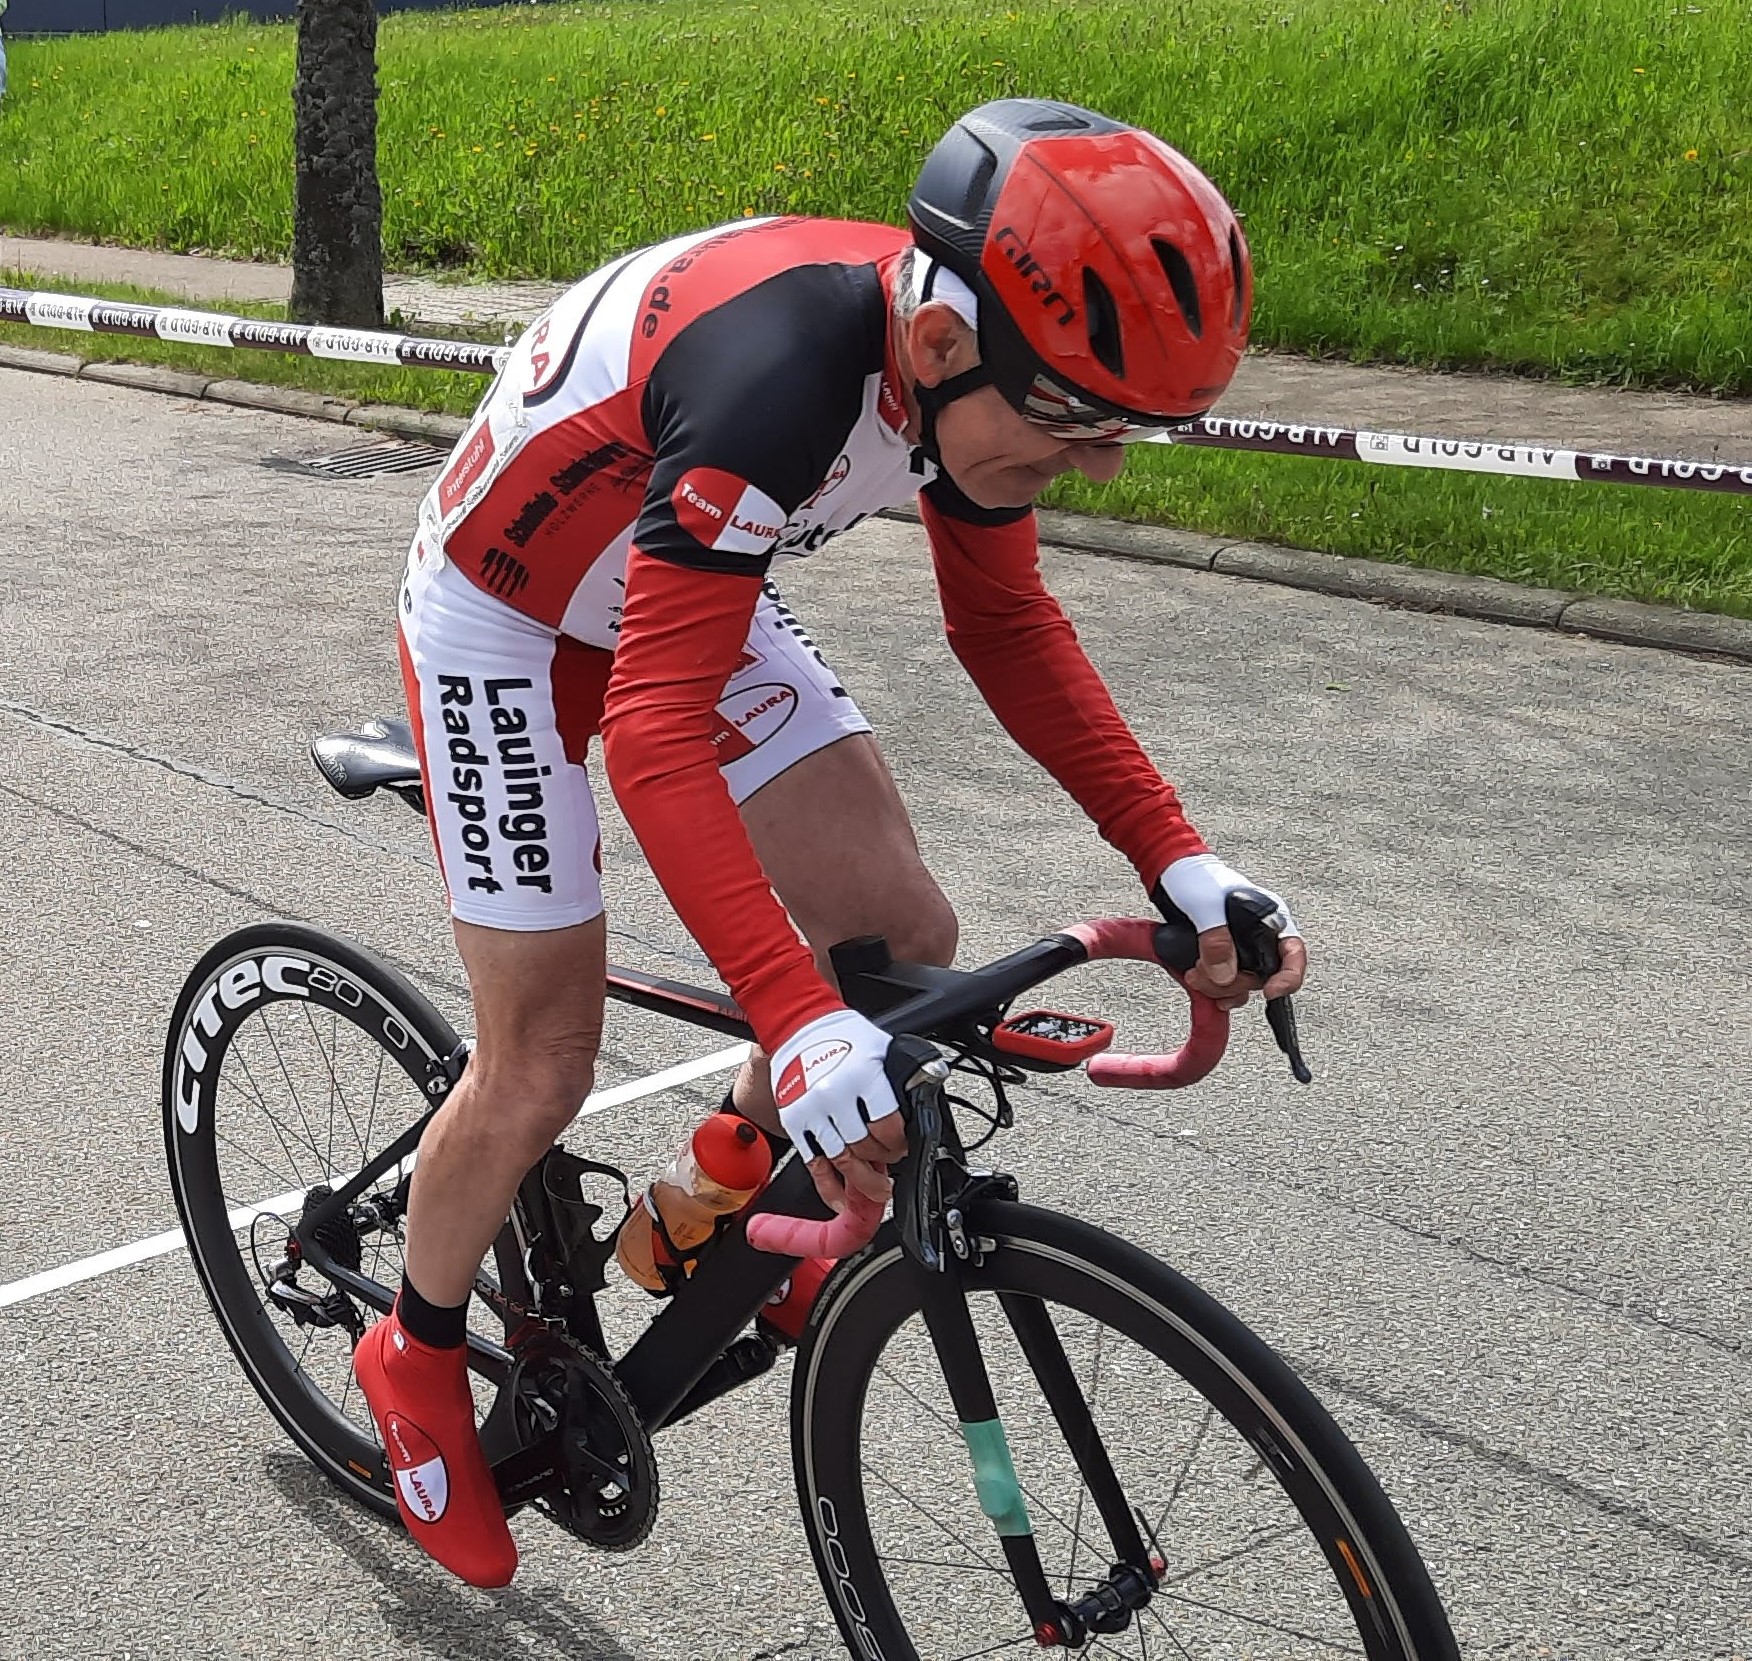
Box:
left=598, top=293, right=872, bottom=1055
left=601, top=550, right=842, bottom=1052
left=921, top=480, right=1208, bottom=885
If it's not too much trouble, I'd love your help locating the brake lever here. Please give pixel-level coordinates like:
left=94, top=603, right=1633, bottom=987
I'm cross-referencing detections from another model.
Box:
left=884, top=1035, right=954, bottom=1272
left=1226, top=888, right=1313, bottom=1085
left=1154, top=888, right=1313, bottom=1085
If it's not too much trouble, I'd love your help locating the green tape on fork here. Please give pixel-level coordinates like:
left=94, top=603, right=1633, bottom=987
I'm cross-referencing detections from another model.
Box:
left=960, top=1418, right=1033, bottom=1538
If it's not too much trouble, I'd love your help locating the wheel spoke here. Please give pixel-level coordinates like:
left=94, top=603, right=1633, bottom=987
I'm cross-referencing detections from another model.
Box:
left=1150, top=1403, right=1217, bottom=1545
left=943, top=1633, right=1038, bottom=1660
left=220, top=1051, right=321, bottom=1182
left=255, top=1007, right=332, bottom=1182
left=361, top=1045, right=388, bottom=1168
left=214, top=1124, right=310, bottom=1199
left=1160, top=1521, right=1305, bottom=1591
left=872, top=1357, right=1087, bottom=1545
left=870, top=1554, right=1019, bottom=1580
left=864, top=1461, right=1010, bottom=1580
left=1148, top=1592, right=1364, bottom=1655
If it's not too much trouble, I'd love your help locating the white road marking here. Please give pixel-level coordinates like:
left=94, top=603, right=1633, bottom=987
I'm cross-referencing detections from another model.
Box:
left=0, top=1042, right=750, bottom=1311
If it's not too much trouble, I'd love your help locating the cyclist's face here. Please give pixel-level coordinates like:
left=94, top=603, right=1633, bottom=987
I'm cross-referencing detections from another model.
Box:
left=902, top=302, right=1126, bottom=509
left=933, top=386, right=1127, bottom=509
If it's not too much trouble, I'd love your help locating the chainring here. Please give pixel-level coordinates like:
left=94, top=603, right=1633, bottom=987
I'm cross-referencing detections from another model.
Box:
left=489, top=1327, right=658, bottom=1551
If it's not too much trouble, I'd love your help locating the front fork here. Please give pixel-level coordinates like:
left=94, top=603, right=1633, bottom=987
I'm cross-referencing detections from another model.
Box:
left=892, top=1039, right=1159, bottom=1647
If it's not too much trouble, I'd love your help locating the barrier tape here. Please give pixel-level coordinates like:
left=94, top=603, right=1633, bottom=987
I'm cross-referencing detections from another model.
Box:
left=1148, top=417, right=1752, bottom=497
left=5, top=284, right=1749, bottom=496
left=0, top=286, right=512, bottom=374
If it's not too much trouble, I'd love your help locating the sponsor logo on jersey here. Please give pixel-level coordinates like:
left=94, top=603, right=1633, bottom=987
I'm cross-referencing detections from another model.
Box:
left=385, top=1414, right=450, bottom=1524
left=439, top=424, right=497, bottom=516
left=477, top=547, right=530, bottom=599
left=774, top=1038, right=853, bottom=1107
left=802, top=452, right=853, bottom=509
left=504, top=491, right=557, bottom=549
left=434, top=675, right=555, bottom=900
left=708, top=681, right=798, bottom=763
left=551, top=441, right=633, bottom=496
left=672, top=468, right=788, bottom=556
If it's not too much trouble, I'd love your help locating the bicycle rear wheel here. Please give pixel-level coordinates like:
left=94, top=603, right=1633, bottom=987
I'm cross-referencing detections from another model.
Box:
left=163, top=922, right=462, bottom=1516
left=792, top=1202, right=1457, bottom=1660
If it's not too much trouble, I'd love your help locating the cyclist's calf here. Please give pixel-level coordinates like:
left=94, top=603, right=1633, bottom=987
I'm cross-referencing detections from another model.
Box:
left=402, top=915, right=609, bottom=1306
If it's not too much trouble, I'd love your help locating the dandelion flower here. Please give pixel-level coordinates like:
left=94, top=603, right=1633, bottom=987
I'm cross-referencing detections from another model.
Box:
left=1684, top=147, right=1699, bottom=160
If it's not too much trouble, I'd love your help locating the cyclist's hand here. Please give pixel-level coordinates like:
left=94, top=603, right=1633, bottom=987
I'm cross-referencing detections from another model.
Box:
left=772, top=1007, right=909, bottom=1213
left=1154, top=852, right=1307, bottom=1009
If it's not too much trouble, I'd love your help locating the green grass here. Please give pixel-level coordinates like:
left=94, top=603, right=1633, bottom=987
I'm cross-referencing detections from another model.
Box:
left=0, top=0, right=1747, bottom=391
left=1047, top=449, right=1752, bottom=619
left=3, top=275, right=1745, bottom=619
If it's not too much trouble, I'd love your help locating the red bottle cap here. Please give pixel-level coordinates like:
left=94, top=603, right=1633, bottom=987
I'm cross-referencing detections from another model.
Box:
left=692, top=1114, right=774, bottom=1191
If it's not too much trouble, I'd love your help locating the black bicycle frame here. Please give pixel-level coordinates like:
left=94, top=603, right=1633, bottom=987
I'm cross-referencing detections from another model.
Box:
left=295, top=931, right=1108, bottom=1429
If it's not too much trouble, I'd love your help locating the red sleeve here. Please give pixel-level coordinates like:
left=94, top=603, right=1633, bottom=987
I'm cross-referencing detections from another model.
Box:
left=922, top=494, right=1207, bottom=886
left=598, top=548, right=842, bottom=1052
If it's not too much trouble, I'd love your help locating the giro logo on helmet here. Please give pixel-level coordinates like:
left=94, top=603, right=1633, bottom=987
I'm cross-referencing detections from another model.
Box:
left=993, top=227, right=1077, bottom=326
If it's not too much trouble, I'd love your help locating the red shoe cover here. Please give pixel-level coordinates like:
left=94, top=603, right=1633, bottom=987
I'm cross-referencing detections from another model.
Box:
left=353, top=1309, right=518, bottom=1588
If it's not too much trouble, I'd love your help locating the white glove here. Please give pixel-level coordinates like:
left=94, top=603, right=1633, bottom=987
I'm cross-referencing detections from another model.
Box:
left=1157, top=852, right=1301, bottom=940
left=772, top=1007, right=901, bottom=1161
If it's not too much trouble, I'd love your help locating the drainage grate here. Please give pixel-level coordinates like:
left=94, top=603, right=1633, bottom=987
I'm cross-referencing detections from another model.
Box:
left=275, top=438, right=453, bottom=480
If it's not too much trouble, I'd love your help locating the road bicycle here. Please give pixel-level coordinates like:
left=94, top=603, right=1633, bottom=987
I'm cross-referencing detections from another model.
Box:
left=161, top=715, right=1460, bottom=1659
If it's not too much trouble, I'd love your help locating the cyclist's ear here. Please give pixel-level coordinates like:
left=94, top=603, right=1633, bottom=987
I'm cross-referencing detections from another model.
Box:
left=907, top=301, right=979, bottom=388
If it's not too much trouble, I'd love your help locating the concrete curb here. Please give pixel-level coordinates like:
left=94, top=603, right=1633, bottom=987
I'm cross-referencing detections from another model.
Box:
left=4, top=342, right=1748, bottom=668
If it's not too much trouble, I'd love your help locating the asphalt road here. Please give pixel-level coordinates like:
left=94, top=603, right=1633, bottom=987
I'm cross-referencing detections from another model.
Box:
left=0, top=368, right=1748, bottom=1660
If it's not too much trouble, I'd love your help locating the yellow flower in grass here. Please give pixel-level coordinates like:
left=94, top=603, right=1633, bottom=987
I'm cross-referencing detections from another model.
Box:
left=1684, top=148, right=1699, bottom=161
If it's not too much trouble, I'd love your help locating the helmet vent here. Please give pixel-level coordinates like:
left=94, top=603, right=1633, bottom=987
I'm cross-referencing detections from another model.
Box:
left=957, top=142, right=999, bottom=222
left=1153, top=239, right=1203, bottom=340
left=1081, top=268, right=1125, bottom=377
left=1023, top=109, right=1091, bottom=133
left=1228, top=228, right=1246, bottom=329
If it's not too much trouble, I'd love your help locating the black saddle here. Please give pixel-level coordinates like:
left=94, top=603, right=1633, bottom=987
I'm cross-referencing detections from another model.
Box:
left=311, top=717, right=427, bottom=814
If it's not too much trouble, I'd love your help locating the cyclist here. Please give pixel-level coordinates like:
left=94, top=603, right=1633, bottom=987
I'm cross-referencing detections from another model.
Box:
left=355, top=97, right=1308, bottom=1588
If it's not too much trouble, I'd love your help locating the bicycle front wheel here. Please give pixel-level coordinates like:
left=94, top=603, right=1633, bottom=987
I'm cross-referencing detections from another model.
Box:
left=792, top=1201, right=1457, bottom=1660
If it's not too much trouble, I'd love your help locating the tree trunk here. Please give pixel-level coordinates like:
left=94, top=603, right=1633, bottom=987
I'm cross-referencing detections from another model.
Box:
left=289, top=0, right=384, bottom=328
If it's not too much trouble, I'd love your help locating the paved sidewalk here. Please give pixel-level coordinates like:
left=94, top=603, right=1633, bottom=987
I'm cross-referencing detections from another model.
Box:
left=5, top=230, right=1751, bottom=462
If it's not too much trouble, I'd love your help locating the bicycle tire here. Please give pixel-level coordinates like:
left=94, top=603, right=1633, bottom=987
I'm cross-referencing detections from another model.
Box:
left=163, top=921, right=461, bottom=1518
left=792, top=1200, right=1458, bottom=1660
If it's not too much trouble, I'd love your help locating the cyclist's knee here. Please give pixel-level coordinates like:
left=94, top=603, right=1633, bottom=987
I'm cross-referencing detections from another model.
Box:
left=463, top=1029, right=600, bottom=1148
left=831, top=879, right=958, bottom=970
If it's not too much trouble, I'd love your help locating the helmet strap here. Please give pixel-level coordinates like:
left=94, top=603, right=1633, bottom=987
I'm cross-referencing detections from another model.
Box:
left=914, top=365, right=994, bottom=466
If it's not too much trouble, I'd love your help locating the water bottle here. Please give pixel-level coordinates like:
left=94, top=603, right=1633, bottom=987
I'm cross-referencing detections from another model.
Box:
left=615, top=1113, right=774, bottom=1293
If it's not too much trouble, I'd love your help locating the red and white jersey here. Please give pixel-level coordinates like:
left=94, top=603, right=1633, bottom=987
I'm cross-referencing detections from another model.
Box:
left=419, top=217, right=927, bottom=648
left=411, top=216, right=1208, bottom=1051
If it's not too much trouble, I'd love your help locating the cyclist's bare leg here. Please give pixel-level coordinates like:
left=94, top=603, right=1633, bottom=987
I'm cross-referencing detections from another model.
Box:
left=402, top=914, right=607, bottom=1305
left=731, top=731, right=957, bottom=1138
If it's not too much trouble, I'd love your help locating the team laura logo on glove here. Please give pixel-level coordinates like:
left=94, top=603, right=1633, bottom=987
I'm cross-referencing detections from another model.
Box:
left=385, top=1413, right=450, bottom=1524
left=775, top=1039, right=853, bottom=1107
left=672, top=467, right=788, bottom=556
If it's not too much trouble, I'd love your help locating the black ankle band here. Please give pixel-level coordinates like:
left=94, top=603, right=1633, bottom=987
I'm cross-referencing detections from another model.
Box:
left=398, top=1273, right=468, bottom=1349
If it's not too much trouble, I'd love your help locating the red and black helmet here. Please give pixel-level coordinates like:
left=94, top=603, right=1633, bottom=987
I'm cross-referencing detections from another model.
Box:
left=908, top=99, right=1252, bottom=435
